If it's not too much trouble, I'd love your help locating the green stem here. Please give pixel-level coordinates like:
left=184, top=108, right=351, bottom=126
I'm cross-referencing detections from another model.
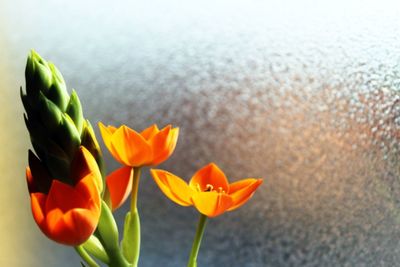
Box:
left=187, top=214, right=208, bottom=267
left=121, top=167, right=141, bottom=266
left=74, top=245, right=100, bottom=267
left=130, top=167, right=141, bottom=214
left=95, top=229, right=129, bottom=267
left=94, top=201, right=130, bottom=267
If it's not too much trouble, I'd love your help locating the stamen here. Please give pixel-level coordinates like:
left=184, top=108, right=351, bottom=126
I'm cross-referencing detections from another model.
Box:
left=205, top=184, right=214, bottom=192
left=218, top=187, right=225, bottom=193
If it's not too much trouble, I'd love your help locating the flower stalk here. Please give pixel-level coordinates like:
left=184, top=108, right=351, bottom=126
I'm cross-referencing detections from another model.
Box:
left=187, top=214, right=208, bottom=267
left=74, top=246, right=100, bottom=267
left=121, top=167, right=141, bottom=267
left=74, top=245, right=100, bottom=267
left=95, top=201, right=130, bottom=267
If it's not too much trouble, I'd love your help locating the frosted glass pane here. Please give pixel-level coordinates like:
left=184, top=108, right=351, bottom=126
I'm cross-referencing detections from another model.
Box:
left=2, top=1, right=400, bottom=266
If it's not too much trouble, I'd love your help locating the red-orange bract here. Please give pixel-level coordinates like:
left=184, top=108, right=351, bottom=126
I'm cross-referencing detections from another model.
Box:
left=151, top=163, right=263, bottom=217
left=98, top=123, right=179, bottom=210
left=26, top=147, right=102, bottom=246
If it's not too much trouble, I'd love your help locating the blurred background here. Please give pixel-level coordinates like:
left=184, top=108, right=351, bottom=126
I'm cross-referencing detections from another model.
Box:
left=2, top=0, right=400, bottom=266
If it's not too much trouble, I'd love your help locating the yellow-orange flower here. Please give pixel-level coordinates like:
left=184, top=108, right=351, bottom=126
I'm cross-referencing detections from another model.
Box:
left=99, top=122, right=179, bottom=210
left=26, top=147, right=102, bottom=246
left=150, top=163, right=262, bottom=217
left=99, top=123, right=179, bottom=167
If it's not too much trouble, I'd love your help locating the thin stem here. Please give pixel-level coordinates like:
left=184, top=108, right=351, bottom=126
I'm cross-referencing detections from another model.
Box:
left=130, top=167, right=141, bottom=213
left=74, top=245, right=100, bottom=267
left=187, top=214, right=208, bottom=267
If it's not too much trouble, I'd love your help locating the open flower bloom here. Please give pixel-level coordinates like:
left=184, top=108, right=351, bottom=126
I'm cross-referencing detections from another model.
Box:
left=26, top=146, right=102, bottom=246
left=150, top=163, right=263, bottom=217
left=98, top=122, right=179, bottom=210
left=99, top=122, right=179, bottom=167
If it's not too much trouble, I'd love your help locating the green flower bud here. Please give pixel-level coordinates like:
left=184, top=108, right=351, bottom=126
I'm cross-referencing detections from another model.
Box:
left=56, top=113, right=81, bottom=159
left=66, top=90, right=84, bottom=135
left=38, top=91, right=62, bottom=133
left=22, top=49, right=105, bottom=186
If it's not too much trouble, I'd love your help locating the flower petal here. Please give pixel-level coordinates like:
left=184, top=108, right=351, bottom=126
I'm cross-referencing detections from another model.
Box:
left=30, top=192, right=47, bottom=227
left=189, top=163, right=229, bottom=192
left=140, top=124, right=160, bottom=141
left=150, top=169, right=193, bottom=206
left=111, top=125, right=152, bottom=166
left=70, top=146, right=103, bottom=192
left=99, top=122, right=123, bottom=164
left=45, top=208, right=99, bottom=246
left=106, top=166, right=134, bottom=210
left=45, top=180, right=88, bottom=213
left=150, top=126, right=179, bottom=166
left=191, top=192, right=233, bottom=217
left=227, top=178, right=263, bottom=211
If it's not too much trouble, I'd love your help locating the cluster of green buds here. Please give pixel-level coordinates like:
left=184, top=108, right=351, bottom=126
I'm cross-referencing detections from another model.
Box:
left=21, top=50, right=104, bottom=183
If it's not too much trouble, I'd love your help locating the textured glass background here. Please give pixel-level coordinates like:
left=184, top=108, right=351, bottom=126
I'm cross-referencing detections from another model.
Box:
left=1, top=0, right=400, bottom=266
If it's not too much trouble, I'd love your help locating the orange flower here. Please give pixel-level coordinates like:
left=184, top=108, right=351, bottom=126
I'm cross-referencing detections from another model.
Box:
left=99, top=122, right=179, bottom=210
left=26, top=147, right=102, bottom=246
left=150, top=163, right=262, bottom=217
left=99, top=122, right=179, bottom=167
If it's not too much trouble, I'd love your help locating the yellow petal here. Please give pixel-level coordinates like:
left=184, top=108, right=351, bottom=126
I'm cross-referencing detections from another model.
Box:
left=98, top=122, right=123, bottom=164
left=111, top=125, right=152, bottom=166
left=189, top=163, right=229, bottom=192
left=227, top=178, right=263, bottom=211
left=191, top=192, right=233, bottom=217
left=150, top=169, right=193, bottom=206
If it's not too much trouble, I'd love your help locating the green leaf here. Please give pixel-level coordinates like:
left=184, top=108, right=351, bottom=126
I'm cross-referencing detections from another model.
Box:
left=121, top=211, right=140, bottom=265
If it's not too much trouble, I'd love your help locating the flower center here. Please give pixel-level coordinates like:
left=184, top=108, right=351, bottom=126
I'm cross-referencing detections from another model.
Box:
left=196, top=183, right=226, bottom=194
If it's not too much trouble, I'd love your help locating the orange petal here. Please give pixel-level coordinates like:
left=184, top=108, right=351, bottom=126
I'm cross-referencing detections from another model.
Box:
left=45, top=208, right=99, bottom=245
left=150, top=169, right=193, bottom=206
left=99, top=122, right=123, bottom=164
left=150, top=126, right=179, bottom=166
left=106, top=166, right=134, bottom=210
left=70, top=146, right=103, bottom=192
left=75, top=174, right=102, bottom=210
left=191, top=192, right=233, bottom=217
left=140, top=124, right=160, bottom=141
left=26, top=167, right=37, bottom=193
left=111, top=125, right=152, bottom=166
left=227, top=178, right=263, bottom=211
left=30, top=193, right=47, bottom=227
left=45, top=180, right=87, bottom=213
left=189, top=163, right=229, bottom=192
